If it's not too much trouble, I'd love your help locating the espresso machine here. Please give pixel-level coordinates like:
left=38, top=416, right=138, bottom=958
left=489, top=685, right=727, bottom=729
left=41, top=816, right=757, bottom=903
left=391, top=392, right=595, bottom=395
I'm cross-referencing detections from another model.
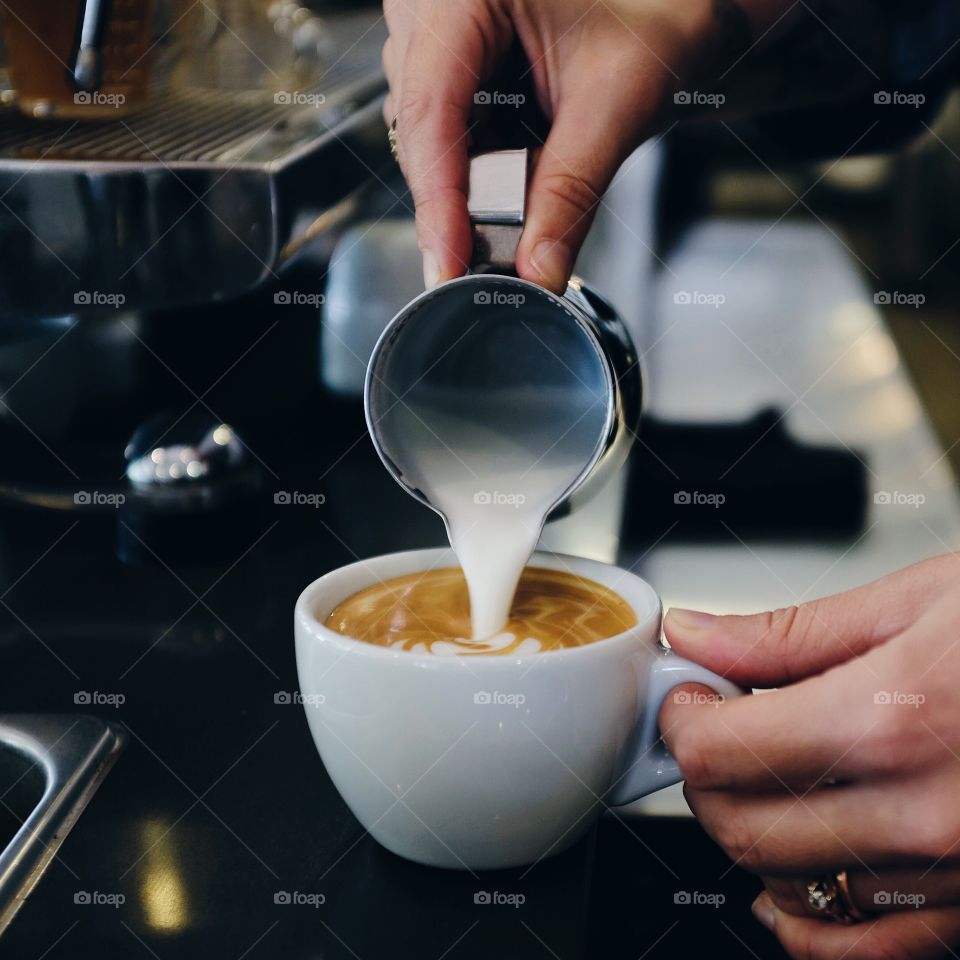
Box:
left=0, top=0, right=393, bottom=515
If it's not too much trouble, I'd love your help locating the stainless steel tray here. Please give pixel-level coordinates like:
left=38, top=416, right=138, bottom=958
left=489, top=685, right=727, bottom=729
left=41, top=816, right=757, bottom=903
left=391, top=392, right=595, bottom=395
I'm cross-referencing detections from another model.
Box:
left=0, top=714, right=125, bottom=935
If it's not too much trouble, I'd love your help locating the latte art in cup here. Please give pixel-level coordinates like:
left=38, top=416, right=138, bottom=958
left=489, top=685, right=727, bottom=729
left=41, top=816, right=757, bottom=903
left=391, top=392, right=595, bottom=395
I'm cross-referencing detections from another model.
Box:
left=325, top=565, right=637, bottom=656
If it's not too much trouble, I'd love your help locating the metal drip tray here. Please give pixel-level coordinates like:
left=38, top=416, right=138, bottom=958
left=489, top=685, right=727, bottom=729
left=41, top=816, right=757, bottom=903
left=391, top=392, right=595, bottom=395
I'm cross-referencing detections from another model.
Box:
left=0, top=12, right=390, bottom=321
left=0, top=715, right=125, bottom=936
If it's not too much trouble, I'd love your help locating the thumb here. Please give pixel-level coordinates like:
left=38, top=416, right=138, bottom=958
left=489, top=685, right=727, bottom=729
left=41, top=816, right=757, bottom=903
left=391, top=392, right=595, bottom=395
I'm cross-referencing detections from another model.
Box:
left=663, top=555, right=956, bottom=687
left=515, top=73, right=648, bottom=293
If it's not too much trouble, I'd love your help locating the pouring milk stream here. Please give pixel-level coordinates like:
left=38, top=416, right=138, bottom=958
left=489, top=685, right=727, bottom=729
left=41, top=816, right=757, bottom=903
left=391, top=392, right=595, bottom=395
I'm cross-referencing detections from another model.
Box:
left=391, top=387, right=610, bottom=642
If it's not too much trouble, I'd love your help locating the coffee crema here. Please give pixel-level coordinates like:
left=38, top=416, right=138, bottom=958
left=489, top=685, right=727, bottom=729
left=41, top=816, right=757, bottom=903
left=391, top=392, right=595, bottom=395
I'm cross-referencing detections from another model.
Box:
left=325, top=566, right=637, bottom=656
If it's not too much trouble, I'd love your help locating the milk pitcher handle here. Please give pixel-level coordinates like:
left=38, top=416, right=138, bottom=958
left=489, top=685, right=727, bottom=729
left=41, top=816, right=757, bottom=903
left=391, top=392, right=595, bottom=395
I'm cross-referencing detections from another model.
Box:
left=467, top=149, right=528, bottom=273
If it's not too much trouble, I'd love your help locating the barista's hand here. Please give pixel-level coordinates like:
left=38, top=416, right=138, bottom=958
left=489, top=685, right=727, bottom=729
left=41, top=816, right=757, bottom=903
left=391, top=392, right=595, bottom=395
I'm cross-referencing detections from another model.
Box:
left=383, top=0, right=720, bottom=293
left=659, top=554, right=960, bottom=960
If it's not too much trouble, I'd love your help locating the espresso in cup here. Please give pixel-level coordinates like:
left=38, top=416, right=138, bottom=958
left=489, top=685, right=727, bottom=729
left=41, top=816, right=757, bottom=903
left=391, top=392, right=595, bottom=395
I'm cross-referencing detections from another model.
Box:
left=326, top=565, right=637, bottom=655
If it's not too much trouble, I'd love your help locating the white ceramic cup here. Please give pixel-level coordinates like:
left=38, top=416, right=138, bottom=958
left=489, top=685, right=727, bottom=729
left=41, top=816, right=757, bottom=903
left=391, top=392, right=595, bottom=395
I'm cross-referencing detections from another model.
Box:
left=294, top=548, right=742, bottom=871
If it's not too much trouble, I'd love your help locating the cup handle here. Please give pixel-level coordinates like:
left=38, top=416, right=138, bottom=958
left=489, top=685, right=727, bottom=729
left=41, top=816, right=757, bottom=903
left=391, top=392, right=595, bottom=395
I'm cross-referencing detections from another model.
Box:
left=606, top=648, right=747, bottom=806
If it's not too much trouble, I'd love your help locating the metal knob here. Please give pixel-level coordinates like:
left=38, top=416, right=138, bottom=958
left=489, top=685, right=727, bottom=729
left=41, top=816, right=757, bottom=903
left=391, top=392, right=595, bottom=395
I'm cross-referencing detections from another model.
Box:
left=118, top=410, right=263, bottom=565
left=125, top=411, right=245, bottom=487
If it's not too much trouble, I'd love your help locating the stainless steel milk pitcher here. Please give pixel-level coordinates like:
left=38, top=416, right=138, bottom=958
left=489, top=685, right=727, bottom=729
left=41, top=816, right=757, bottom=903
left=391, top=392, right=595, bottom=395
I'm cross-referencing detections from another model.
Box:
left=365, top=148, right=642, bottom=522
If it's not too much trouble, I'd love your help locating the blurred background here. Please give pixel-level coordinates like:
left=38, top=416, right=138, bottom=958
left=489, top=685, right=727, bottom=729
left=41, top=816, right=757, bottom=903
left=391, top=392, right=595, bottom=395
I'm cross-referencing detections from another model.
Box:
left=678, top=90, right=960, bottom=470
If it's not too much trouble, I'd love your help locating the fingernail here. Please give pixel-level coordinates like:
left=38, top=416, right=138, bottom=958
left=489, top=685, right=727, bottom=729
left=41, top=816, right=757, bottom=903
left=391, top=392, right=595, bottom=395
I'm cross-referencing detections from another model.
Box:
left=530, top=239, right=571, bottom=292
left=422, top=250, right=441, bottom=290
left=751, top=893, right=777, bottom=931
left=665, top=608, right=716, bottom=632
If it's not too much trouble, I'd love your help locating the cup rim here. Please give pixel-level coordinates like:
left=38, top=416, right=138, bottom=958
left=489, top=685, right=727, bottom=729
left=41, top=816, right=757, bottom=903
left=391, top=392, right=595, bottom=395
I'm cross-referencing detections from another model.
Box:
left=294, top=547, right=662, bottom=665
